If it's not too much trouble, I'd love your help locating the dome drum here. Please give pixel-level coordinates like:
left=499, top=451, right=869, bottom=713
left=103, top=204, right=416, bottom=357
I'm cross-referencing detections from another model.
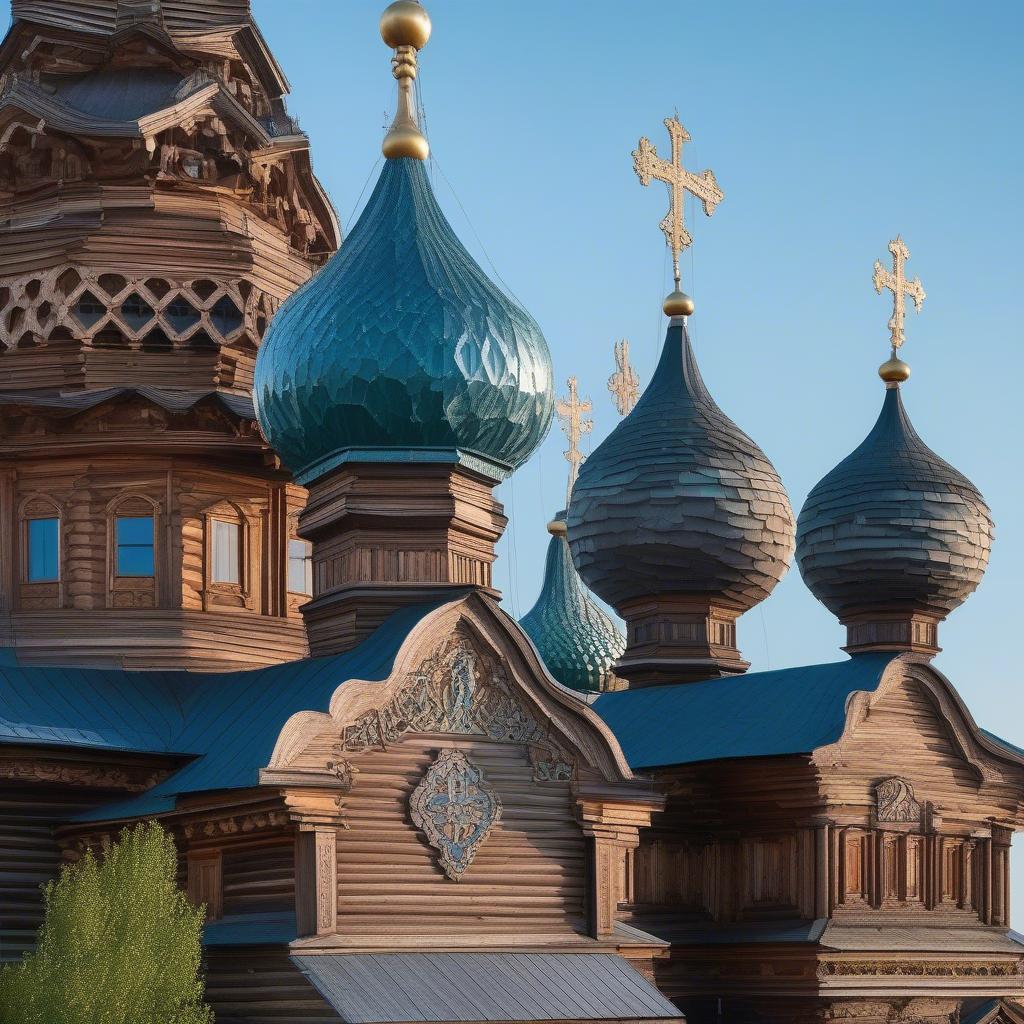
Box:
left=614, top=594, right=750, bottom=686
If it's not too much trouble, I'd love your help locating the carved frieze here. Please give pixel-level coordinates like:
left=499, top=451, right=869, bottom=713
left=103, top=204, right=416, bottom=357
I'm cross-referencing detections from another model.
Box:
left=342, top=640, right=561, bottom=755
left=817, top=959, right=1024, bottom=979
left=408, top=748, right=502, bottom=881
left=0, top=758, right=164, bottom=792
left=874, top=776, right=923, bottom=823
left=182, top=810, right=289, bottom=839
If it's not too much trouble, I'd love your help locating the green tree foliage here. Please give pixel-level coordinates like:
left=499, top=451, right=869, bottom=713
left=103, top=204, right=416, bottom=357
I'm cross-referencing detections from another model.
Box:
left=0, top=821, right=213, bottom=1024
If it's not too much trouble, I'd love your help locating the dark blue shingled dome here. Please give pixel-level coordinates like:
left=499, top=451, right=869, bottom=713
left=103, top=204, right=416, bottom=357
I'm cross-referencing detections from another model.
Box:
left=254, top=157, right=554, bottom=483
left=519, top=512, right=625, bottom=694
left=567, top=320, right=795, bottom=612
left=796, top=384, right=993, bottom=621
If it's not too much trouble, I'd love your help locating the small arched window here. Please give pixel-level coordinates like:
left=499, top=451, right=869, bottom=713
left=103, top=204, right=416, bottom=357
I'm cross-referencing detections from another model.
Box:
left=106, top=494, right=160, bottom=609
left=20, top=496, right=62, bottom=584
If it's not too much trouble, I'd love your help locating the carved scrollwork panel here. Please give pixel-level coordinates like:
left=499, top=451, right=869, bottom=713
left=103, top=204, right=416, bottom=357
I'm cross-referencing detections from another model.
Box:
left=874, top=776, right=923, bottom=824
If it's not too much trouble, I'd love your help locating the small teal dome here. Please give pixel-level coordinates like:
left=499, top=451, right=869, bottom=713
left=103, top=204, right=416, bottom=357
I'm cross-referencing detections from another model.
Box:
left=254, top=157, right=554, bottom=483
left=519, top=512, right=625, bottom=693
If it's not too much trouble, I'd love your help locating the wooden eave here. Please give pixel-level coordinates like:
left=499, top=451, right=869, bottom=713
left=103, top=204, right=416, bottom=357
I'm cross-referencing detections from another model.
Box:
left=228, top=22, right=290, bottom=99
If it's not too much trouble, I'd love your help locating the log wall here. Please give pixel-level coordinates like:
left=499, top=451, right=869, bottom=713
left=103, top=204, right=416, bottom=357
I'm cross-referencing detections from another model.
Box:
left=335, top=736, right=587, bottom=938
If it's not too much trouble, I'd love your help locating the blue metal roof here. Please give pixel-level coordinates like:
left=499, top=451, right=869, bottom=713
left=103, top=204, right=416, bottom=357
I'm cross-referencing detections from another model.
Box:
left=593, top=653, right=897, bottom=769
left=0, top=602, right=442, bottom=820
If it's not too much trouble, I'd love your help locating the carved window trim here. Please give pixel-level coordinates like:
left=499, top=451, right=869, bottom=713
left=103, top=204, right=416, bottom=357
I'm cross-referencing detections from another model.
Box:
left=105, top=493, right=161, bottom=610
left=17, top=495, right=64, bottom=608
left=201, top=500, right=256, bottom=611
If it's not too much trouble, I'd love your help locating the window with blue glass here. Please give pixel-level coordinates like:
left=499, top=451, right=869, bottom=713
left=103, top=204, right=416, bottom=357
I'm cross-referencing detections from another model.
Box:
left=116, top=516, right=155, bottom=577
left=27, top=517, right=60, bottom=582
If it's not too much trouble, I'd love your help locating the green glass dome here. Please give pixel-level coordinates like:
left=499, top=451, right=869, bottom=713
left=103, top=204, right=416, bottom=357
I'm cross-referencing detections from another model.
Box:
left=254, top=157, right=554, bottom=484
left=519, top=512, right=626, bottom=693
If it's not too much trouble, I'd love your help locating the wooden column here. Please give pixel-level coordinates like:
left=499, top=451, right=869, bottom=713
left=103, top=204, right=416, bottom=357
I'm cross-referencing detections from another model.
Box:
left=0, top=469, right=14, bottom=626
left=576, top=789, right=663, bottom=940
left=815, top=823, right=831, bottom=919
left=295, top=826, right=337, bottom=937
left=990, top=825, right=1012, bottom=927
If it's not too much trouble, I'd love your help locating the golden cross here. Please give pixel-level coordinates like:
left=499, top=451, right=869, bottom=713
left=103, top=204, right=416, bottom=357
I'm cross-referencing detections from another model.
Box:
left=555, top=376, right=593, bottom=507
left=608, top=339, right=639, bottom=416
left=633, top=116, right=723, bottom=287
left=873, top=236, right=925, bottom=351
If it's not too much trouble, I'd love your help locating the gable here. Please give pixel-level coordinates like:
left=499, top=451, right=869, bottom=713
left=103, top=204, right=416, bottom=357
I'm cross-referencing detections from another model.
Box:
left=812, top=659, right=1024, bottom=827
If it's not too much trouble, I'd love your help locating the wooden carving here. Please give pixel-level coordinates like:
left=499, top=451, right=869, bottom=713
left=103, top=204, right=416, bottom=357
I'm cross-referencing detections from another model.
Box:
left=408, top=748, right=502, bottom=881
left=342, top=640, right=556, bottom=753
left=874, top=777, right=923, bottom=823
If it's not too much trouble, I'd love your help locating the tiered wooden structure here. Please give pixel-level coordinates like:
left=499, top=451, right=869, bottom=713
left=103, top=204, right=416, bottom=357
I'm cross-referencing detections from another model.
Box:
left=0, top=0, right=339, bottom=668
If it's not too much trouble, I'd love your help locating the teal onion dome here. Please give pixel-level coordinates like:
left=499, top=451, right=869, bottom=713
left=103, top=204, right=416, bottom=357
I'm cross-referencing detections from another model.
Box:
left=567, top=320, right=795, bottom=612
left=254, top=157, right=554, bottom=483
left=796, top=384, right=993, bottom=623
left=519, top=512, right=626, bottom=693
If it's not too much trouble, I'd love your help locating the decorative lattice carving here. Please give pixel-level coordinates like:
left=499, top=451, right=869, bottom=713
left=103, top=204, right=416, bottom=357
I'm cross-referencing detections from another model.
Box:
left=0, top=265, right=272, bottom=351
left=408, top=748, right=502, bottom=881
left=874, top=777, right=923, bottom=823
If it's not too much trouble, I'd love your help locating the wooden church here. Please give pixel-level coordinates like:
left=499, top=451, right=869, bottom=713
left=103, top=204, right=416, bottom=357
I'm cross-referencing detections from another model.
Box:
left=0, top=3, right=1022, bottom=1024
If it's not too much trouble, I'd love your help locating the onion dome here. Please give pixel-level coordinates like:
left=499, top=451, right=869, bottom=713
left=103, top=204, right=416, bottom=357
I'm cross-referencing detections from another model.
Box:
left=797, top=235, right=993, bottom=656
left=520, top=512, right=626, bottom=694
left=796, top=383, right=992, bottom=654
left=567, top=319, right=795, bottom=684
left=253, top=3, right=553, bottom=485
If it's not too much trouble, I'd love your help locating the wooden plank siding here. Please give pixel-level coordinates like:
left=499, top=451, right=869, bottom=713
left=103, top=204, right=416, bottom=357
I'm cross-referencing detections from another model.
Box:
left=335, top=736, right=587, bottom=938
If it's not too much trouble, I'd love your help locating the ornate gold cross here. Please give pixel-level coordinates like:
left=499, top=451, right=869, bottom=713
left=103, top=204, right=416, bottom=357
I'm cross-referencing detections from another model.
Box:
left=608, top=339, right=639, bottom=416
left=873, top=236, right=925, bottom=351
left=555, top=376, right=593, bottom=507
left=633, top=116, right=723, bottom=287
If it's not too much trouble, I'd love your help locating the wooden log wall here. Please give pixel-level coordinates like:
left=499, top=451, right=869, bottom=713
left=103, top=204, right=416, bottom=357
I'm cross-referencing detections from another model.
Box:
left=0, top=784, right=113, bottom=960
left=204, top=950, right=340, bottom=1024
left=334, top=736, right=587, bottom=939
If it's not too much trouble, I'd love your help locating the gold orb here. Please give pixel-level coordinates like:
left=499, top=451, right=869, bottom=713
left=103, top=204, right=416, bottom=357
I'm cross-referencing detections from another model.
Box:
left=878, top=355, right=911, bottom=384
left=380, top=1, right=432, bottom=49
left=382, top=125, right=430, bottom=160
left=547, top=518, right=568, bottom=537
left=663, top=289, right=695, bottom=317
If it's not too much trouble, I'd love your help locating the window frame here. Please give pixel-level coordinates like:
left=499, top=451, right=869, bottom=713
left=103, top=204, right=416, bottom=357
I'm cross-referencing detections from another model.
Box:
left=211, top=517, right=243, bottom=585
left=24, top=515, right=61, bottom=583
left=114, top=514, right=157, bottom=578
left=287, top=536, right=313, bottom=597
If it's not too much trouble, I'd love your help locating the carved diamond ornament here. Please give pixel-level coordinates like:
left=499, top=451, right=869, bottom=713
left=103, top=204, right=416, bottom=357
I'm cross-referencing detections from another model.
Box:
left=409, top=749, right=502, bottom=881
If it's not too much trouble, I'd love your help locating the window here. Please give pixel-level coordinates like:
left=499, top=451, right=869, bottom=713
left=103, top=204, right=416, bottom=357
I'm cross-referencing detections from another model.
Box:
left=288, top=538, right=313, bottom=595
left=212, top=520, right=241, bottom=584
left=116, top=516, right=155, bottom=576
left=27, top=517, right=59, bottom=582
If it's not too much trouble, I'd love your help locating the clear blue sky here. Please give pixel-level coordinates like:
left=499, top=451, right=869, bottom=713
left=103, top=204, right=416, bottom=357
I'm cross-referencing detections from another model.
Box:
left=261, top=0, right=1024, bottom=912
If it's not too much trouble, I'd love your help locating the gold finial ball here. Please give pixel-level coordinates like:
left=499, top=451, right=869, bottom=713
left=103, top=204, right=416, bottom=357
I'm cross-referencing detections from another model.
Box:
left=380, top=1, right=432, bottom=50
left=547, top=518, right=568, bottom=537
left=382, top=125, right=430, bottom=160
left=663, top=289, right=695, bottom=317
left=878, top=354, right=911, bottom=384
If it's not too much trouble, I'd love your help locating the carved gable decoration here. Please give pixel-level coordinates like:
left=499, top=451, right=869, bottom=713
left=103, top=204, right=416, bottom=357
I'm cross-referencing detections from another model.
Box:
left=875, top=776, right=923, bottom=823
left=341, top=639, right=571, bottom=772
left=409, top=749, right=502, bottom=881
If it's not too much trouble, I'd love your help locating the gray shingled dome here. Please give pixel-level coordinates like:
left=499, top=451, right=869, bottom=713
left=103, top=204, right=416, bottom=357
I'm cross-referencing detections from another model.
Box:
left=796, top=385, right=993, bottom=620
left=567, top=321, right=795, bottom=611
